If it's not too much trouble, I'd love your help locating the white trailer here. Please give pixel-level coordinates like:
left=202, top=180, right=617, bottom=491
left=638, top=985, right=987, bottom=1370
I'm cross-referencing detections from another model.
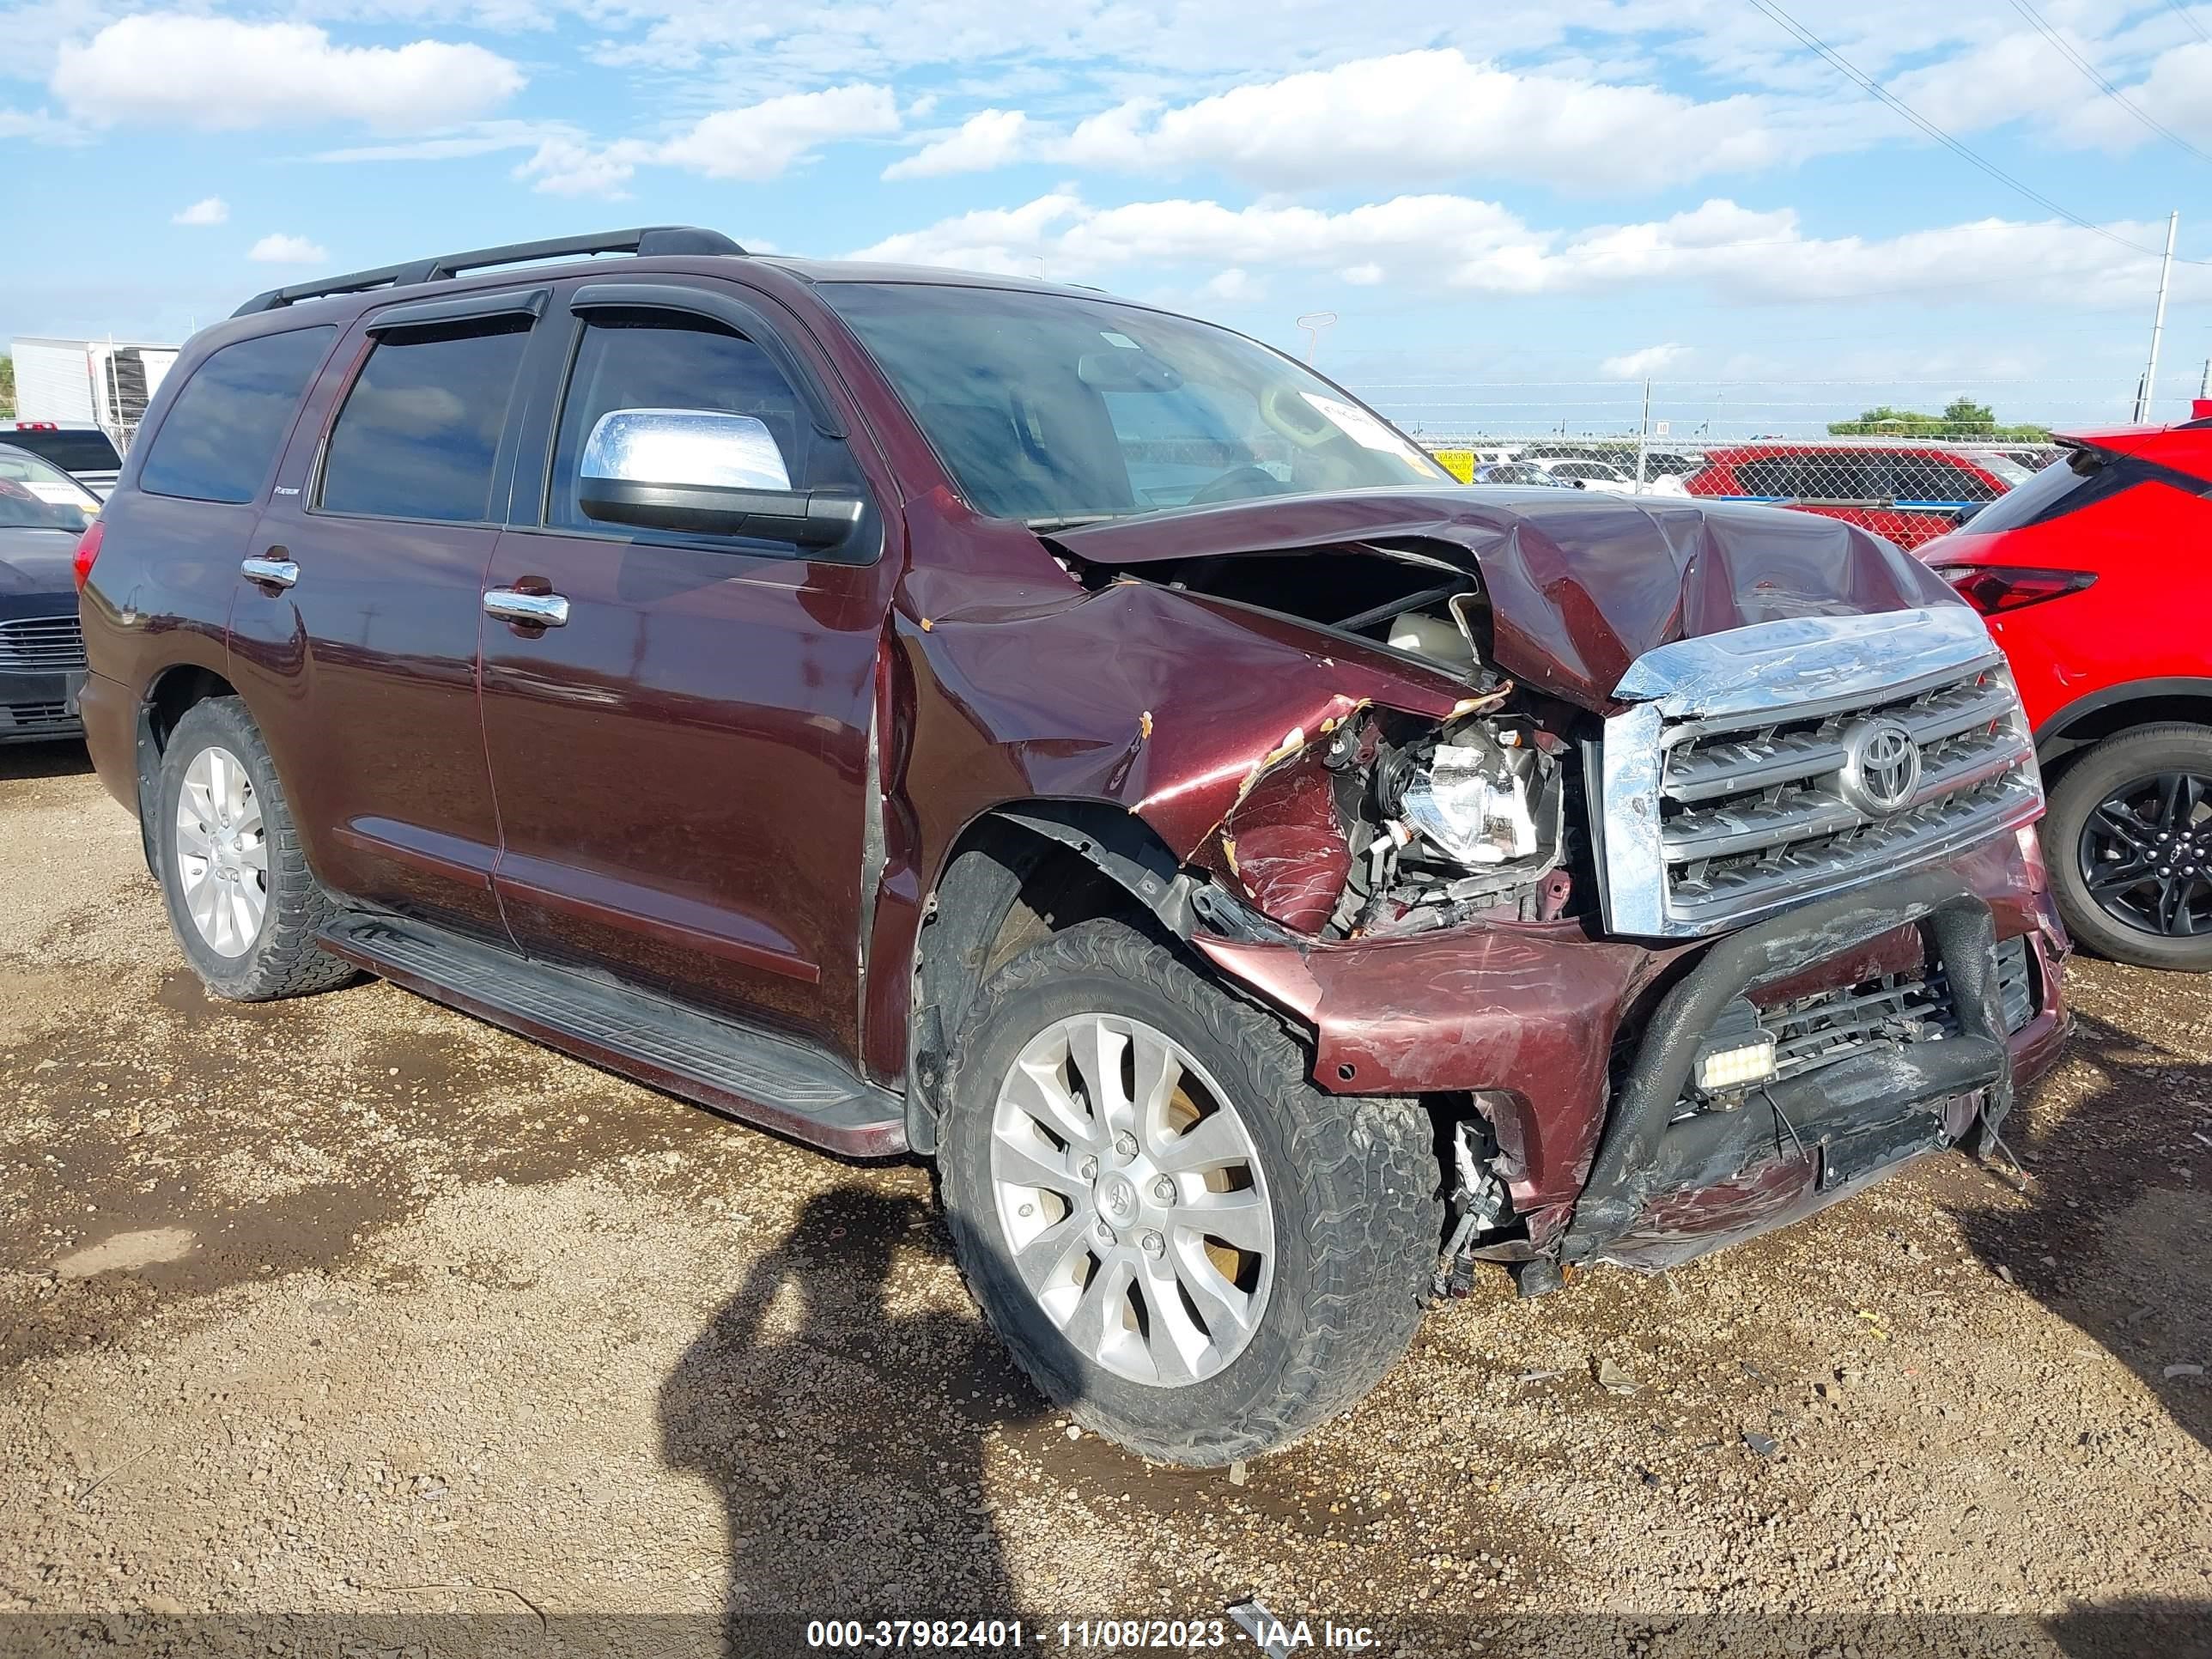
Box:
left=9, top=335, right=181, bottom=445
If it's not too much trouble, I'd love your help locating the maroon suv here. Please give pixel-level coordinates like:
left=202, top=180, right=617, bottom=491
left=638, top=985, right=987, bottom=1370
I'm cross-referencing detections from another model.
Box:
left=75, top=227, right=2069, bottom=1463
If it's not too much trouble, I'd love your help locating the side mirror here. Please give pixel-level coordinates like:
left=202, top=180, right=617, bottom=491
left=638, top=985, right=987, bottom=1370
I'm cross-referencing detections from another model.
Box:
left=576, top=409, right=866, bottom=550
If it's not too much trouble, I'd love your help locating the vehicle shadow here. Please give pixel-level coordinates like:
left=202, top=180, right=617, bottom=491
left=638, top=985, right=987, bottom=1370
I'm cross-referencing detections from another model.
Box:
left=0, top=738, right=92, bottom=781
left=659, top=1185, right=1047, bottom=1656
left=2045, top=1595, right=2212, bottom=1657
left=1951, top=1005, right=2210, bottom=1458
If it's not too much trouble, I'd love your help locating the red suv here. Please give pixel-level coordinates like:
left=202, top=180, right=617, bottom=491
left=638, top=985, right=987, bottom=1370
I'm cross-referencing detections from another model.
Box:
left=74, top=227, right=2068, bottom=1462
left=1920, top=410, right=2212, bottom=970
left=1686, top=442, right=2037, bottom=550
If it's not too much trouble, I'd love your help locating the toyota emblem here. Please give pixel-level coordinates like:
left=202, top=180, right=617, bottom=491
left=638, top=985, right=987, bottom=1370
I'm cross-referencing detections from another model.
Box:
left=1842, top=718, right=1922, bottom=815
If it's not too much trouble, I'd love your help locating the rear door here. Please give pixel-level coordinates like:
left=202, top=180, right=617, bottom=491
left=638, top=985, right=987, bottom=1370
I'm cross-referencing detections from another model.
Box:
left=476, top=279, right=899, bottom=1058
left=228, top=288, right=544, bottom=939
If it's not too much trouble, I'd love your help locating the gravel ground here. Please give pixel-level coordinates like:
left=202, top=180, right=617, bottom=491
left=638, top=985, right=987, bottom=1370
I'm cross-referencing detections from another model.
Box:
left=2, top=740, right=2207, bottom=1658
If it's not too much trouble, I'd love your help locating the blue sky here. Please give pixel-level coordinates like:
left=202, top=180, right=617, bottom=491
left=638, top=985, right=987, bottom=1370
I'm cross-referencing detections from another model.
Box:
left=5, top=0, right=2211, bottom=439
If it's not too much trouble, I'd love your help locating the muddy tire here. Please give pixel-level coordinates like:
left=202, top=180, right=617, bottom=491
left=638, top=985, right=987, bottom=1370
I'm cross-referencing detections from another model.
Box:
left=938, top=918, right=1442, bottom=1465
left=2045, top=723, right=2212, bottom=972
left=155, top=696, right=356, bottom=1002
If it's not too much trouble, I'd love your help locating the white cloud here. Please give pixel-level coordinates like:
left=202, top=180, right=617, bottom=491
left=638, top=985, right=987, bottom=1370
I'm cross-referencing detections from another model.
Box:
left=851, top=191, right=2207, bottom=313
left=1601, top=343, right=1689, bottom=379
left=52, top=15, right=525, bottom=133
left=1341, top=263, right=1386, bottom=285
left=171, top=197, right=228, bottom=227
left=0, top=106, right=82, bottom=144
left=884, top=108, right=1030, bottom=179
left=249, top=234, right=330, bottom=265
left=900, top=49, right=1808, bottom=191
left=1200, top=268, right=1267, bottom=302
left=518, top=84, right=899, bottom=196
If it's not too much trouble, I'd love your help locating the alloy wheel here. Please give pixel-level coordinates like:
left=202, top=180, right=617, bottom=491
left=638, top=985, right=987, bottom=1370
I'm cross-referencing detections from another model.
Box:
left=173, top=744, right=270, bottom=957
left=988, top=1013, right=1275, bottom=1388
left=2077, top=769, right=2212, bottom=939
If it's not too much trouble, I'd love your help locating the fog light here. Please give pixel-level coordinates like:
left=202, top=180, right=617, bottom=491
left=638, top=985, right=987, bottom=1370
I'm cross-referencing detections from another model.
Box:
left=1694, top=1036, right=1778, bottom=1093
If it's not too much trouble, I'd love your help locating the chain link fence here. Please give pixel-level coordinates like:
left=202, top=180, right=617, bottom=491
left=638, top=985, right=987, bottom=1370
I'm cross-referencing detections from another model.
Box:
left=1337, top=376, right=2181, bottom=547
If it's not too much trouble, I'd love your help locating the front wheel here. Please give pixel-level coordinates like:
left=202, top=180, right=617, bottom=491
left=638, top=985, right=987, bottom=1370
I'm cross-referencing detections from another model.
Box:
left=938, top=919, right=1442, bottom=1465
left=2045, top=722, right=2212, bottom=971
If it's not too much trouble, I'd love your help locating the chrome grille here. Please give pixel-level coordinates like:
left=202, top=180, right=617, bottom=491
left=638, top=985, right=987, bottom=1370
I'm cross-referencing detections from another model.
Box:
left=0, top=616, right=87, bottom=671
left=1597, top=608, right=2045, bottom=938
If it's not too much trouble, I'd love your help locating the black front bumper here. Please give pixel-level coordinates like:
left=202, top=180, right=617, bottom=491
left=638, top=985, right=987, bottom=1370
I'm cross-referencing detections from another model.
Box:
left=0, top=665, right=86, bottom=743
left=1561, top=870, right=2016, bottom=1265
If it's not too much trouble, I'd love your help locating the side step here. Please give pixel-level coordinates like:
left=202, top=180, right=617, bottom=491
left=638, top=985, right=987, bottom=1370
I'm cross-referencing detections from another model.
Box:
left=320, top=913, right=908, bottom=1158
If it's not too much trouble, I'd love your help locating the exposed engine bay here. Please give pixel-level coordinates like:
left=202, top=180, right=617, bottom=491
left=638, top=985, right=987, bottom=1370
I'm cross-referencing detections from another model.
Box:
left=1054, top=538, right=1577, bottom=939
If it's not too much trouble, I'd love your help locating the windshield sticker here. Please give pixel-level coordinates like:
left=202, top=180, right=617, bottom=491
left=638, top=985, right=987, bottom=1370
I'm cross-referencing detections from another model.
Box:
left=1298, top=391, right=1431, bottom=467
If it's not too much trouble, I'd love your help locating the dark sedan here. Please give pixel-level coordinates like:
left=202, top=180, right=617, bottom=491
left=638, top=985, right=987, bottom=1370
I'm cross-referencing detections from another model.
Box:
left=0, top=441, right=98, bottom=744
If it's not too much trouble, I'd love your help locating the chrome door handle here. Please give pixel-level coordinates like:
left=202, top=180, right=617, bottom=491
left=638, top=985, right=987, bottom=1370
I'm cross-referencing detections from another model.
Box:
left=483, top=588, right=570, bottom=628
left=240, top=556, right=299, bottom=589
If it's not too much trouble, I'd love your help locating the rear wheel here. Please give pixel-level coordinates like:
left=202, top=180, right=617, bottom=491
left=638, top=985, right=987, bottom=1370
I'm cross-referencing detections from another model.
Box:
left=2045, top=722, right=2212, bottom=971
left=938, top=919, right=1441, bottom=1465
left=155, top=697, right=356, bottom=1001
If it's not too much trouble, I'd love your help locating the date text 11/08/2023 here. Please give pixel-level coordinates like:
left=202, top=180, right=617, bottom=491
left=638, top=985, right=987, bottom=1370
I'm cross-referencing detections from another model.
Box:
left=803, top=1617, right=1381, bottom=1651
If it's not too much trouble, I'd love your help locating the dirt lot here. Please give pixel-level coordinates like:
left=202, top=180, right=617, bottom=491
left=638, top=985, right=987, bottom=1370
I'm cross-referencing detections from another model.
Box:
left=2, top=739, right=2207, bottom=1658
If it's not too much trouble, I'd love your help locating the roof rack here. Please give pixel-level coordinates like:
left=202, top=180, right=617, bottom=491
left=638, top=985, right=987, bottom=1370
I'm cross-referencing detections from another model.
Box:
left=232, top=226, right=746, bottom=318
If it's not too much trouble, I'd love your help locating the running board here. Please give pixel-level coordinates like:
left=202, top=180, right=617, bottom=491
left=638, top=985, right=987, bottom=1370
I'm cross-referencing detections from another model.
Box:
left=320, top=914, right=908, bottom=1158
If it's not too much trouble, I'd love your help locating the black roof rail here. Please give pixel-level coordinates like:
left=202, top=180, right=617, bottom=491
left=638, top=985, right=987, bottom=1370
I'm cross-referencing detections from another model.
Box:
left=231, top=226, right=746, bottom=318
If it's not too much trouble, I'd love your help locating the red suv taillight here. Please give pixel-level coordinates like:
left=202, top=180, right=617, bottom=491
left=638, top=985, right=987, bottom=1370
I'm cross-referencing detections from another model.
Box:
left=1929, top=563, right=2095, bottom=617
left=71, top=519, right=104, bottom=592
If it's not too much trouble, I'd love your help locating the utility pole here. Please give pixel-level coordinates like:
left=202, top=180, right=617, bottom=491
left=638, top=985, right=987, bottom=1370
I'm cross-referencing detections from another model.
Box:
left=2135, top=210, right=2179, bottom=422
left=1634, top=379, right=1652, bottom=495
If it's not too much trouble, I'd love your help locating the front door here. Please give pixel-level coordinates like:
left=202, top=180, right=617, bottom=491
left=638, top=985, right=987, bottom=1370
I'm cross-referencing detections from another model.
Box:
left=477, top=283, right=897, bottom=1059
left=230, top=290, right=546, bottom=939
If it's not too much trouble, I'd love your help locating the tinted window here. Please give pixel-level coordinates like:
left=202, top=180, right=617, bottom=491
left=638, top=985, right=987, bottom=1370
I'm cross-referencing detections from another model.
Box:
left=138, top=326, right=334, bottom=503
left=1961, top=445, right=2162, bottom=534
left=547, top=313, right=833, bottom=530
left=1891, top=453, right=1992, bottom=503
left=1735, top=457, right=1800, bottom=497
left=3, top=428, right=121, bottom=472
left=320, top=320, right=532, bottom=522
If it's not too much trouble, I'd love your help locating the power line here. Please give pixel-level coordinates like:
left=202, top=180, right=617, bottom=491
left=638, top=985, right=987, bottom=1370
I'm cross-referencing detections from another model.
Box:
left=2008, top=0, right=2212, bottom=167
left=1746, top=0, right=2207, bottom=264
left=2166, top=0, right=2211, bottom=44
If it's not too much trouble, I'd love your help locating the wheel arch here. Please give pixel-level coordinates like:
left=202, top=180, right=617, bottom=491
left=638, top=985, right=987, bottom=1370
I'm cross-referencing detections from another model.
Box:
left=131, top=664, right=244, bottom=874
left=2035, top=678, right=2212, bottom=769
left=902, top=800, right=1196, bottom=1155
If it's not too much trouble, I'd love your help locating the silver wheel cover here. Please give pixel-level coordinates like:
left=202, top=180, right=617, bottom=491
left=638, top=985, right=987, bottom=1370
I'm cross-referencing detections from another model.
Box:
left=173, top=745, right=270, bottom=958
left=989, top=1012, right=1276, bottom=1388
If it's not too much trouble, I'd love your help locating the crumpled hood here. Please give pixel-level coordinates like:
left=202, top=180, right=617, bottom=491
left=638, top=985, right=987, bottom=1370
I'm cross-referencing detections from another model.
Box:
left=1049, top=486, right=1966, bottom=709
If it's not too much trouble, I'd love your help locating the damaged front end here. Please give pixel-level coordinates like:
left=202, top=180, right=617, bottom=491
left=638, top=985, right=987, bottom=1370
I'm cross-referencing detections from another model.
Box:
left=1040, top=493, right=2069, bottom=1286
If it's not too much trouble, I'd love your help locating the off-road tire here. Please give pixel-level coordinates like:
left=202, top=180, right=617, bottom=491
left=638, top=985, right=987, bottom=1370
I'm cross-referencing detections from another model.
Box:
left=938, top=918, right=1443, bottom=1465
left=2045, top=722, right=2212, bottom=973
left=155, top=696, right=357, bottom=1001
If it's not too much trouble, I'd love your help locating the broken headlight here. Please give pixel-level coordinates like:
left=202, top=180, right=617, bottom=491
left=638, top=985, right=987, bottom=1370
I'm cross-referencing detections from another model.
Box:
left=1389, top=725, right=1542, bottom=866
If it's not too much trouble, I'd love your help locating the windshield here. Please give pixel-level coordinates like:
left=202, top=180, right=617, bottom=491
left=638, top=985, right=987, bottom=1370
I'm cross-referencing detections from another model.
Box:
left=822, top=283, right=1447, bottom=523
left=0, top=443, right=101, bottom=531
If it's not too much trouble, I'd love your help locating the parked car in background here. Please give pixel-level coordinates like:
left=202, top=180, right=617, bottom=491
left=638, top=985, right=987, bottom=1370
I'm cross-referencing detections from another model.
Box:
left=1686, top=442, right=2034, bottom=550
left=1530, top=456, right=1638, bottom=493
left=79, top=226, right=2066, bottom=1463
left=1471, top=460, right=1571, bottom=486
left=1919, top=409, right=2212, bottom=970
left=4, top=421, right=125, bottom=497
left=0, top=441, right=98, bottom=743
